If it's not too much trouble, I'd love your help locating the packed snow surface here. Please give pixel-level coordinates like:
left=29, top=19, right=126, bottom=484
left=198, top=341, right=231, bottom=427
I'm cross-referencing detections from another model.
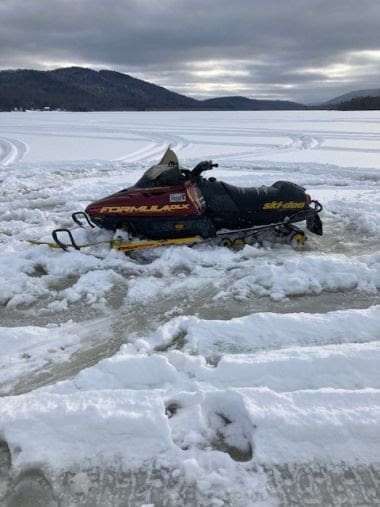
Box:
left=0, top=111, right=379, bottom=506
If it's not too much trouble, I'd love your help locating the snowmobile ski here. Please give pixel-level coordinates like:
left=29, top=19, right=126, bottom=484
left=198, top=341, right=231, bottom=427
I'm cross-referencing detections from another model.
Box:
left=31, top=222, right=306, bottom=253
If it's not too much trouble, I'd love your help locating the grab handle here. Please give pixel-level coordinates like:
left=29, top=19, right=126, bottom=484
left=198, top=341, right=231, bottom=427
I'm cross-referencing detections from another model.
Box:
left=51, top=229, right=81, bottom=251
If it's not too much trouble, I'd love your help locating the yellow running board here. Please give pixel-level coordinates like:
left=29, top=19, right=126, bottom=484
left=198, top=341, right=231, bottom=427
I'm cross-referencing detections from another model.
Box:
left=28, top=239, right=65, bottom=249
left=28, top=235, right=203, bottom=252
left=111, top=236, right=202, bottom=252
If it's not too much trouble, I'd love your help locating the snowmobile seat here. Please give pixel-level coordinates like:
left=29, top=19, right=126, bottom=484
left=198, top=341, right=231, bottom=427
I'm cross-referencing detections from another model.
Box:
left=222, top=181, right=306, bottom=213
left=221, top=183, right=261, bottom=212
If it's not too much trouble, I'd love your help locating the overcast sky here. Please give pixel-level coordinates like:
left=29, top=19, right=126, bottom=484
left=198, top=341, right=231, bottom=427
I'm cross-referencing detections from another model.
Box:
left=1, top=0, right=379, bottom=103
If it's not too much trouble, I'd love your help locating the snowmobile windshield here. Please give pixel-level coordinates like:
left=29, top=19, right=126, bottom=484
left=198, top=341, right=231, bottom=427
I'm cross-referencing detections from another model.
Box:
left=135, top=164, right=185, bottom=188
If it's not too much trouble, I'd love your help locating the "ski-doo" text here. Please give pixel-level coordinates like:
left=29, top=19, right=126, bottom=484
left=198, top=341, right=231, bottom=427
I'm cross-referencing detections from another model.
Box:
left=262, top=201, right=305, bottom=210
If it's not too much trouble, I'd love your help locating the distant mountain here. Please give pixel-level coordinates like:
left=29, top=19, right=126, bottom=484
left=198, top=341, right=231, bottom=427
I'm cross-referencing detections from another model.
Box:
left=323, top=87, right=380, bottom=107
left=201, top=96, right=306, bottom=110
left=336, top=96, right=380, bottom=110
left=0, top=67, right=306, bottom=111
left=0, top=67, right=197, bottom=111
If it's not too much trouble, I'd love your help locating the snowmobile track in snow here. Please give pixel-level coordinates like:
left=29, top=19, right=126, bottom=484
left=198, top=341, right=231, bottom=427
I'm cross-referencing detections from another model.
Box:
left=0, top=136, right=28, bottom=166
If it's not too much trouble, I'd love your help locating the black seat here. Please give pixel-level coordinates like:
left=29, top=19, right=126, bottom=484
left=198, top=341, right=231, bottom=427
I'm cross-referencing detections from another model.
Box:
left=222, top=181, right=306, bottom=213
left=222, top=183, right=261, bottom=212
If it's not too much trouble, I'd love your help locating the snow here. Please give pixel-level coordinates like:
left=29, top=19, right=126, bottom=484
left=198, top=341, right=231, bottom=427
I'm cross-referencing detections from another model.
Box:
left=135, top=305, right=380, bottom=354
left=0, top=390, right=173, bottom=470
left=3, top=110, right=380, bottom=168
left=0, top=318, right=111, bottom=395
left=0, top=110, right=379, bottom=505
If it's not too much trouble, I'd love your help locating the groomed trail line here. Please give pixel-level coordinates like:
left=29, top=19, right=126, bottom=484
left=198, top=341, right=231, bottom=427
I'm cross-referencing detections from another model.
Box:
left=0, top=136, right=28, bottom=166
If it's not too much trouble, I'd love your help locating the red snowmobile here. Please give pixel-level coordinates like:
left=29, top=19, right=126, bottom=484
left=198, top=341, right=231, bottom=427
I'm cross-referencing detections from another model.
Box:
left=51, top=148, right=322, bottom=252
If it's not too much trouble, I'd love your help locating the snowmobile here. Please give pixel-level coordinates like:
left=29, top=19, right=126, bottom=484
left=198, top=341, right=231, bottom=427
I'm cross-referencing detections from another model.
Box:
left=46, top=148, right=323, bottom=253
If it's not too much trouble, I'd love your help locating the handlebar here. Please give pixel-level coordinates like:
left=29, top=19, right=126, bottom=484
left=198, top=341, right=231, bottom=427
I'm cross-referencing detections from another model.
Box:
left=191, top=160, right=218, bottom=178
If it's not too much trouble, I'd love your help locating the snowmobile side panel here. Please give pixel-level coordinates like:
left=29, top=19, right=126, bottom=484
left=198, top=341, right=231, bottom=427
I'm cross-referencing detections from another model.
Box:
left=123, top=215, right=216, bottom=240
left=86, top=181, right=205, bottom=232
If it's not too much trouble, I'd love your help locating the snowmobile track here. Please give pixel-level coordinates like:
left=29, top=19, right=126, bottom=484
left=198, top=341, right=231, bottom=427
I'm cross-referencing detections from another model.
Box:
left=0, top=136, right=28, bottom=166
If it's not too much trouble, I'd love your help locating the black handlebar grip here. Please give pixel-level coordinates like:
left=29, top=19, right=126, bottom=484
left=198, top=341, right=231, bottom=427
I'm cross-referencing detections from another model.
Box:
left=191, top=160, right=219, bottom=179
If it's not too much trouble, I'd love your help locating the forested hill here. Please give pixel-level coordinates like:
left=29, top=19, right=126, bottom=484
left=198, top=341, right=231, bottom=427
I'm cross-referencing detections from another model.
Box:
left=0, top=67, right=306, bottom=111
left=336, top=96, right=380, bottom=110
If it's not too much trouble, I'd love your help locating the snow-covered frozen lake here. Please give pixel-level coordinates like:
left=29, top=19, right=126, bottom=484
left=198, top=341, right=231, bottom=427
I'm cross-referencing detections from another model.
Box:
left=0, top=111, right=379, bottom=506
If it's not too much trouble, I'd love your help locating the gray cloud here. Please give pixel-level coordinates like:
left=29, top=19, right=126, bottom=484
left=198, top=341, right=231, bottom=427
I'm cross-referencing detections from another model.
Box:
left=1, top=0, right=380, bottom=102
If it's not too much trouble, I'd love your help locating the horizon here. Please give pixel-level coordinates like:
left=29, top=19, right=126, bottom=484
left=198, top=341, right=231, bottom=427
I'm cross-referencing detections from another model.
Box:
left=1, top=1, right=380, bottom=103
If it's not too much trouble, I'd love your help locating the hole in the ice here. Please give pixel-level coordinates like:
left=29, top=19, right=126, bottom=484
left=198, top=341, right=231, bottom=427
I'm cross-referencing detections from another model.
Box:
left=211, top=432, right=253, bottom=463
left=210, top=412, right=253, bottom=463
left=165, top=401, right=182, bottom=419
left=6, top=468, right=58, bottom=507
